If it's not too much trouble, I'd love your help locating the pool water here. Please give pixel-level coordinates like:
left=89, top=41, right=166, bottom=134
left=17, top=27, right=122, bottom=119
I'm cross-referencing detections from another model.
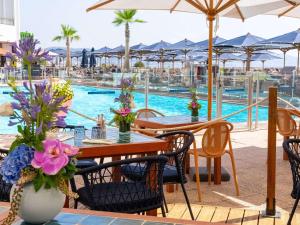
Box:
left=0, top=85, right=268, bottom=134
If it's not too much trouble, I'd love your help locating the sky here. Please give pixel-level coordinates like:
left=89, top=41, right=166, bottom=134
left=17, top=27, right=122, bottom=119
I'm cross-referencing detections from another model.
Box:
left=20, top=0, right=300, bottom=66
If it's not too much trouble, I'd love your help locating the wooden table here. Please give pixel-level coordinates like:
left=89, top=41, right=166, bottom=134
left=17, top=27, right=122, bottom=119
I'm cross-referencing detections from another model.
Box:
left=135, top=115, right=223, bottom=185
left=65, top=128, right=168, bottom=216
left=0, top=202, right=227, bottom=225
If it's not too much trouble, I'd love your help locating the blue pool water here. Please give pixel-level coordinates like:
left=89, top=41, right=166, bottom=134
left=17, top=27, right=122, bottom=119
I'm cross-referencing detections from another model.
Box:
left=0, top=85, right=268, bottom=134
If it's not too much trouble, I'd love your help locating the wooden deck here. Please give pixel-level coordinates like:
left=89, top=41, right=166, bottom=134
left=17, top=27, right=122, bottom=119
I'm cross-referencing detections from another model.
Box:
left=158, top=203, right=300, bottom=225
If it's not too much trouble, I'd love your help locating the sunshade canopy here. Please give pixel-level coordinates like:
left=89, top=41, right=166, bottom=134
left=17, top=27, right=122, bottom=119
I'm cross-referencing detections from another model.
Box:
left=142, top=40, right=171, bottom=52
left=167, top=38, right=194, bottom=51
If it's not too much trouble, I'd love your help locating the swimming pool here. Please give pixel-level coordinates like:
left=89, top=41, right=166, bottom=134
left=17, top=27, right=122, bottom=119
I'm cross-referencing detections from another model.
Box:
left=0, top=85, right=268, bottom=134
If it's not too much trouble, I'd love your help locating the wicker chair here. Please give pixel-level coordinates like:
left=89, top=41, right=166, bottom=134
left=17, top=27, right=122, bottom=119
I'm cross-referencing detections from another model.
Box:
left=189, top=120, right=239, bottom=201
left=70, top=155, right=168, bottom=216
left=277, top=108, right=300, bottom=138
left=134, top=108, right=165, bottom=137
left=0, top=150, right=12, bottom=202
left=121, top=131, right=195, bottom=220
left=136, top=108, right=164, bottom=119
left=283, top=139, right=300, bottom=225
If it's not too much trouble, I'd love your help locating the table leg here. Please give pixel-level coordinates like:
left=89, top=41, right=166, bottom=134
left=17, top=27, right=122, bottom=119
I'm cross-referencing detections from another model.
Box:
left=146, top=209, right=157, bottom=216
left=214, top=157, right=222, bottom=185
left=283, top=136, right=289, bottom=161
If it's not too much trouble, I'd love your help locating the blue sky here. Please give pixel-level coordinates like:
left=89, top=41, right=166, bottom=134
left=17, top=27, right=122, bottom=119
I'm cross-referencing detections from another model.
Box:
left=20, top=0, right=300, bottom=67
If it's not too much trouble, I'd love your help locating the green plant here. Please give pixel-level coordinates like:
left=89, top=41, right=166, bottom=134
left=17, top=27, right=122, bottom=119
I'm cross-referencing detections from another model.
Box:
left=112, top=10, right=145, bottom=72
left=52, top=80, right=74, bottom=103
left=134, top=61, right=144, bottom=68
left=20, top=31, right=34, bottom=40
left=188, top=88, right=201, bottom=111
left=53, top=25, right=80, bottom=76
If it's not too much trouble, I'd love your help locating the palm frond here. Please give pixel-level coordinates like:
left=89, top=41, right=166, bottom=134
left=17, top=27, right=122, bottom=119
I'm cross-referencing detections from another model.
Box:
left=112, top=17, right=124, bottom=26
left=52, top=35, right=63, bottom=42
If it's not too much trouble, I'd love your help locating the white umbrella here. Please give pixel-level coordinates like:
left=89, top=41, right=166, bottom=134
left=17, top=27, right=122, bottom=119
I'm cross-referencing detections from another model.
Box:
left=87, top=0, right=290, bottom=121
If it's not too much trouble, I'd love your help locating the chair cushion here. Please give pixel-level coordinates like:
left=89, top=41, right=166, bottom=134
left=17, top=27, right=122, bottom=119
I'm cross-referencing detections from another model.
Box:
left=121, top=164, right=186, bottom=184
left=76, top=159, right=98, bottom=169
left=77, top=182, right=162, bottom=213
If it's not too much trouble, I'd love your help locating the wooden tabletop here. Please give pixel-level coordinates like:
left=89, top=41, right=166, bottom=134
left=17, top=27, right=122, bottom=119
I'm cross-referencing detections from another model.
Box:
left=64, top=128, right=168, bottom=159
left=135, top=115, right=207, bottom=129
left=0, top=202, right=227, bottom=225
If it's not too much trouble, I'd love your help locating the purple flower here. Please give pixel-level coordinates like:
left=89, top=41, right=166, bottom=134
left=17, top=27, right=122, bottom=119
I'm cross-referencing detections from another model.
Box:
left=11, top=102, right=21, bottom=110
left=55, top=116, right=66, bottom=128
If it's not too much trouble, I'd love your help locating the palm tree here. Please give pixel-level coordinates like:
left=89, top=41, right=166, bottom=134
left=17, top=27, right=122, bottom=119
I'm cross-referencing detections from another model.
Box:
left=53, top=25, right=80, bottom=76
left=113, top=10, right=145, bottom=72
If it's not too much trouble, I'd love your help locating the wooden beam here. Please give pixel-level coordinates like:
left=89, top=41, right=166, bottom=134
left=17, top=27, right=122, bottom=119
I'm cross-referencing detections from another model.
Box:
left=216, top=0, right=240, bottom=14
left=279, top=4, right=300, bottom=17
left=204, top=0, right=209, bottom=9
left=86, top=0, right=115, bottom=12
left=283, top=0, right=297, bottom=6
left=170, top=0, right=181, bottom=13
left=266, top=87, right=277, bottom=216
left=234, top=3, right=244, bottom=21
left=214, top=0, right=224, bottom=11
left=185, top=0, right=208, bottom=14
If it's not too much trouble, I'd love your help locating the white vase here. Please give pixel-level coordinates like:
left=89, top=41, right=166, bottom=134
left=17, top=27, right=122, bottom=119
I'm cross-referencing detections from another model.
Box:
left=10, top=183, right=65, bottom=224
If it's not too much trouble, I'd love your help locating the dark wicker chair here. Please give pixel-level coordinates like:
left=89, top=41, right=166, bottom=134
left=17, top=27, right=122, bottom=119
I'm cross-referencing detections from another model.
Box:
left=283, top=139, right=300, bottom=225
left=0, top=150, right=12, bottom=202
left=70, top=155, right=168, bottom=216
left=121, top=131, right=195, bottom=220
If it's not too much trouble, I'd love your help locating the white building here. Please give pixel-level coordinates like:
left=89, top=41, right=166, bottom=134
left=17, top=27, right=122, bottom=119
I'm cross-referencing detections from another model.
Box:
left=0, top=0, right=20, bottom=66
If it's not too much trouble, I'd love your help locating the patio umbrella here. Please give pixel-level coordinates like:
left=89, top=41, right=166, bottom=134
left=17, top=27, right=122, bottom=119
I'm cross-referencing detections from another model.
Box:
left=167, top=38, right=194, bottom=65
left=216, top=33, right=265, bottom=71
left=86, top=0, right=287, bottom=121
left=190, top=36, right=226, bottom=50
left=256, top=29, right=300, bottom=73
left=131, top=43, right=149, bottom=61
left=239, top=51, right=282, bottom=69
left=81, top=48, right=88, bottom=68
left=95, top=46, right=112, bottom=65
left=90, top=47, right=97, bottom=68
left=109, top=45, right=125, bottom=68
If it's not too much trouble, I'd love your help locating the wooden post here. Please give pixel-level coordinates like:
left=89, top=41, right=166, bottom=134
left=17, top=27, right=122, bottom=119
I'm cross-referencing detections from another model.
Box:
left=207, top=14, right=214, bottom=121
left=265, top=87, right=277, bottom=216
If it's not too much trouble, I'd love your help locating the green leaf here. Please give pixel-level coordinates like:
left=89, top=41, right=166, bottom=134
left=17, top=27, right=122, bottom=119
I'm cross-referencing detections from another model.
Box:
left=33, top=174, right=44, bottom=192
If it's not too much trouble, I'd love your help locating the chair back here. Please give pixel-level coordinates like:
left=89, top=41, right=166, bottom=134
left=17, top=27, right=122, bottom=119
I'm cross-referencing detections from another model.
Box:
left=72, top=155, right=168, bottom=213
left=201, top=121, right=233, bottom=157
left=136, top=108, right=164, bottom=119
left=156, top=131, right=194, bottom=179
left=283, top=139, right=300, bottom=198
left=277, top=108, right=297, bottom=136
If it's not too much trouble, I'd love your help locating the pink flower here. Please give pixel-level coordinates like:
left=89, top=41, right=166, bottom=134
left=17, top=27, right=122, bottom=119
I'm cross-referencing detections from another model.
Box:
left=191, top=102, right=198, bottom=109
left=118, top=107, right=131, bottom=117
left=31, top=139, right=78, bottom=175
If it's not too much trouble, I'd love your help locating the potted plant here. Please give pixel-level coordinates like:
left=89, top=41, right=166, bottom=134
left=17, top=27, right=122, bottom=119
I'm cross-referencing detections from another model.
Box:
left=2, top=37, right=79, bottom=225
left=53, top=80, right=74, bottom=117
left=188, top=88, right=201, bottom=121
left=111, top=77, right=136, bottom=135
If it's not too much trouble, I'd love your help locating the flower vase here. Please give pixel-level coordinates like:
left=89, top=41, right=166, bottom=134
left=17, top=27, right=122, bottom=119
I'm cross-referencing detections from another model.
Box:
left=10, top=183, right=65, bottom=224
left=191, top=109, right=199, bottom=122
left=119, top=120, right=131, bottom=143
left=119, top=120, right=131, bottom=133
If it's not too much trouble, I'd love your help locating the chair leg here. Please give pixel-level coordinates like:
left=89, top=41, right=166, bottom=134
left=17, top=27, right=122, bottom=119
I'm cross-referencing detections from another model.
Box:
left=228, top=140, right=240, bottom=196
left=74, top=200, right=78, bottom=209
left=161, top=206, right=166, bottom=217
left=288, top=196, right=300, bottom=225
left=163, top=193, right=169, bottom=213
left=193, top=142, right=202, bottom=201
left=207, top=158, right=212, bottom=185
left=180, top=182, right=194, bottom=220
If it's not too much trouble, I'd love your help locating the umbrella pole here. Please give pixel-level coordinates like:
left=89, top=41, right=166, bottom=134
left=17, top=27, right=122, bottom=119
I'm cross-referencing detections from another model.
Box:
left=297, top=48, right=300, bottom=75
left=283, top=50, right=286, bottom=69
left=207, top=15, right=214, bottom=121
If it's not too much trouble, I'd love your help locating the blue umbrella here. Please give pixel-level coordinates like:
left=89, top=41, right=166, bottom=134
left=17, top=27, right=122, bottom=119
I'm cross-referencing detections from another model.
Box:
left=216, top=33, right=265, bottom=71
left=81, top=49, right=88, bottom=68
left=95, top=46, right=111, bottom=66
left=257, top=29, right=300, bottom=70
left=131, top=43, right=148, bottom=51
left=239, top=51, right=281, bottom=69
left=109, top=45, right=125, bottom=54
left=190, top=36, right=226, bottom=50
left=90, top=47, right=96, bottom=68
left=167, top=38, right=194, bottom=51
left=142, top=40, right=171, bottom=52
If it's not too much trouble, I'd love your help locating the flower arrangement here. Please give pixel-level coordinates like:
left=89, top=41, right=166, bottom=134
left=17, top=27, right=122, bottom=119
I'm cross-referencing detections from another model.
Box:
left=111, top=77, right=136, bottom=133
left=52, top=80, right=74, bottom=103
left=1, top=37, right=79, bottom=225
left=188, top=88, right=201, bottom=117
